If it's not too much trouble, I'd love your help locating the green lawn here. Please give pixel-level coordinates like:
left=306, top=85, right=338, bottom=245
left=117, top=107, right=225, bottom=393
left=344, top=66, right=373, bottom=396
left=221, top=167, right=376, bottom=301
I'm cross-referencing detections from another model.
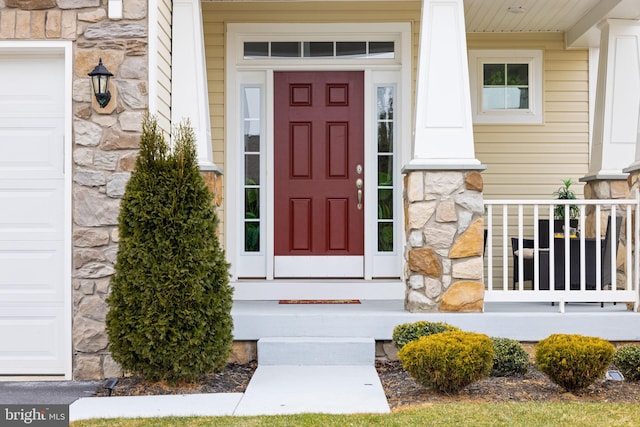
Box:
left=71, top=402, right=639, bottom=427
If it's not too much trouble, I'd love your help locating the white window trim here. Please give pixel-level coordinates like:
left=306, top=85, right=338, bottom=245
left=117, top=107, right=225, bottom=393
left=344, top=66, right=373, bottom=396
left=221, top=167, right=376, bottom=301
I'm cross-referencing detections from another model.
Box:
left=468, top=49, right=543, bottom=124
left=225, top=23, right=411, bottom=281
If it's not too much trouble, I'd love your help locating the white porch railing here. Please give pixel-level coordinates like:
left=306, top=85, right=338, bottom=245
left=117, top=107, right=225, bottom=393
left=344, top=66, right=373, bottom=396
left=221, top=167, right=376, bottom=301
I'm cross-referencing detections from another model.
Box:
left=484, top=191, right=640, bottom=312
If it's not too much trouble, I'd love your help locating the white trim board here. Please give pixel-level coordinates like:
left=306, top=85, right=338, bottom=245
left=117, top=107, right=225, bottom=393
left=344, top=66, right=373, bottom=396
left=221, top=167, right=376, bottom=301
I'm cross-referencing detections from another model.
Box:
left=231, top=280, right=405, bottom=300
left=274, top=256, right=365, bottom=278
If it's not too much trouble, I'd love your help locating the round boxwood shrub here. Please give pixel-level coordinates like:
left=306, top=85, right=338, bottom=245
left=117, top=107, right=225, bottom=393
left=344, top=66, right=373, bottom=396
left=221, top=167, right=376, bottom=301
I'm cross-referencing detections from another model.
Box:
left=490, top=337, right=529, bottom=377
left=398, top=331, right=494, bottom=394
left=535, top=334, right=614, bottom=392
left=106, top=116, right=233, bottom=384
left=392, top=320, right=461, bottom=350
left=613, top=344, right=640, bottom=382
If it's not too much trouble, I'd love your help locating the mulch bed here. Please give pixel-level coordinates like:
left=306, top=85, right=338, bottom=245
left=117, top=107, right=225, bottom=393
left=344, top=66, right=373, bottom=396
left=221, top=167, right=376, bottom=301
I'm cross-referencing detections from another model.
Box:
left=94, top=362, right=257, bottom=397
left=376, top=361, right=640, bottom=409
left=94, top=360, right=640, bottom=410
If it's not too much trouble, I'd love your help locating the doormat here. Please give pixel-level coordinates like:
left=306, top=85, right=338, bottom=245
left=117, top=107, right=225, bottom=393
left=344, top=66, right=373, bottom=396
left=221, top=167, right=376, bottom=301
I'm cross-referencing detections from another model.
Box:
left=278, top=299, right=361, bottom=304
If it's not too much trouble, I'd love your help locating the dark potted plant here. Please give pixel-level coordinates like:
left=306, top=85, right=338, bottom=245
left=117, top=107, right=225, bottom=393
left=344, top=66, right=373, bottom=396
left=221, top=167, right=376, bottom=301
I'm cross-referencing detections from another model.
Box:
left=552, top=178, right=579, bottom=234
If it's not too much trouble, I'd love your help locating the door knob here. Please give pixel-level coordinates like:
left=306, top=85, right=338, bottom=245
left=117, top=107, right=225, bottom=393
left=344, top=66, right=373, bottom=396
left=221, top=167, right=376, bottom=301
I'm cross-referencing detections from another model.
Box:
left=356, top=178, right=363, bottom=210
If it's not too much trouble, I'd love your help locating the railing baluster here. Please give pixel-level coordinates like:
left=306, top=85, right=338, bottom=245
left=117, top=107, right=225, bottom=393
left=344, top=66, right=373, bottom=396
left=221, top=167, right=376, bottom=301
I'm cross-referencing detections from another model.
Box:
left=533, top=205, right=539, bottom=291
left=610, top=205, right=617, bottom=292
left=502, top=205, right=508, bottom=291
left=487, top=204, right=493, bottom=293
left=564, top=204, right=570, bottom=292
left=518, top=204, right=523, bottom=291
left=548, top=204, right=555, bottom=294
left=596, top=204, right=601, bottom=292
left=626, top=204, right=632, bottom=292
left=579, top=204, right=586, bottom=291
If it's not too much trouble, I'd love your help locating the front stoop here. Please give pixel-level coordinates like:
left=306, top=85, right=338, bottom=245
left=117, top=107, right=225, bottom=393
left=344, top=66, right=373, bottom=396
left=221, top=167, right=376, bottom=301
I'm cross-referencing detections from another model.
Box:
left=257, top=337, right=375, bottom=365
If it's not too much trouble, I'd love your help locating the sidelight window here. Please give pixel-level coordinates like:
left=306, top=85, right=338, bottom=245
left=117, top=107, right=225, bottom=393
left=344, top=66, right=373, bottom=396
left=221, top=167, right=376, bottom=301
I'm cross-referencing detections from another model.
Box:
left=242, top=86, right=263, bottom=253
left=376, top=86, right=395, bottom=252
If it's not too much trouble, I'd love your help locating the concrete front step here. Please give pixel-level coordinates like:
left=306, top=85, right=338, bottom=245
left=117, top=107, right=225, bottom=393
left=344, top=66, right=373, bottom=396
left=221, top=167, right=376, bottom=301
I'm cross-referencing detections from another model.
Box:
left=234, top=365, right=390, bottom=415
left=258, top=337, right=375, bottom=366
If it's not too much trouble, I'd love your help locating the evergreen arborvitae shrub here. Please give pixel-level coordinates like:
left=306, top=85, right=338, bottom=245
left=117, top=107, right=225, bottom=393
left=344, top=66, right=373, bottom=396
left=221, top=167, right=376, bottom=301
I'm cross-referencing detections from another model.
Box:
left=106, top=116, right=233, bottom=384
left=490, top=337, right=529, bottom=377
left=613, top=344, right=640, bottom=382
left=535, top=334, right=614, bottom=392
left=392, top=320, right=461, bottom=350
left=398, top=331, right=494, bottom=394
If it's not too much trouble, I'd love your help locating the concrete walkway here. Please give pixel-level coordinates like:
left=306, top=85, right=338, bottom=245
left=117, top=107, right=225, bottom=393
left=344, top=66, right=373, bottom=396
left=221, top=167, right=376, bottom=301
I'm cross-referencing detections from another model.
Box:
left=69, top=365, right=390, bottom=421
left=2, top=335, right=389, bottom=421
left=0, top=380, right=100, bottom=405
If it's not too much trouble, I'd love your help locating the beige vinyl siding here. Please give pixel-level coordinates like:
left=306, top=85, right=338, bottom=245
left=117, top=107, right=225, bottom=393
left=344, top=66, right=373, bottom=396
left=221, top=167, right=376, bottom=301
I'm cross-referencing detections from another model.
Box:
left=201, top=1, right=421, bottom=245
left=468, top=33, right=589, bottom=200
left=468, top=33, right=590, bottom=287
left=156, top=0, right=172, bottom=134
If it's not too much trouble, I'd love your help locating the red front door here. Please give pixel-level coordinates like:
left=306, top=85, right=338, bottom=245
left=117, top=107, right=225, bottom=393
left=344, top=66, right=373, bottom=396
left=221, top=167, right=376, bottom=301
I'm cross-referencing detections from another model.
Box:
left=274, top=71, right=364, bottom=277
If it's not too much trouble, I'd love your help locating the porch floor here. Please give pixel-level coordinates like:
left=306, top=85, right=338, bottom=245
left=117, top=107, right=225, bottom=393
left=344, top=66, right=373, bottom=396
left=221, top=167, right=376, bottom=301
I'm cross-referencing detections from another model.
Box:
left=232, top=300, right=640, bottom=342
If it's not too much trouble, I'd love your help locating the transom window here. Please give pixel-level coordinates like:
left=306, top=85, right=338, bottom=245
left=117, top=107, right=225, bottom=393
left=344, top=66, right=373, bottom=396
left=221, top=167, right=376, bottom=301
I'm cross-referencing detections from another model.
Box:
left=469, top=50, right=543, bottom=124
left=244, top=41, right=395, bottom=59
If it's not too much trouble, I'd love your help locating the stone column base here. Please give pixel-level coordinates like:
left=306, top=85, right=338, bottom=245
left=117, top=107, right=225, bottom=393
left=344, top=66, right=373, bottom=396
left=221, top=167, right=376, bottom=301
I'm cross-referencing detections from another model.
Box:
left=200, top=170, right=223, bottom=207
left=582, top=177, right=630, bottom=289
left=403, top=169, right=485, bottom=312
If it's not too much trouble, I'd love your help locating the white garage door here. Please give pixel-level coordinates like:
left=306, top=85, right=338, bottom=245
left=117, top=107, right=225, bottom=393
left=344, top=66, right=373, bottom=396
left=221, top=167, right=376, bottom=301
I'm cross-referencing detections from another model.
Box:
left=0, top=52, right=68, bottom=375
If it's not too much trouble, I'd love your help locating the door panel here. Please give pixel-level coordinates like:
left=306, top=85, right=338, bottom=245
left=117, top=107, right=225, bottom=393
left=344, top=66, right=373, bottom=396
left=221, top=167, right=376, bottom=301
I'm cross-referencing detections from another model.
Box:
left=327, top=198, right=348, bottom=250
left=0, top=53, right=66, bottom=374
left=291, top=123, right=311, bottom=178
left=291, top=198, right=312, bottom=250
left=274, top=71, right=364, bottom=276
left=328, top=123, right=348, bottom=177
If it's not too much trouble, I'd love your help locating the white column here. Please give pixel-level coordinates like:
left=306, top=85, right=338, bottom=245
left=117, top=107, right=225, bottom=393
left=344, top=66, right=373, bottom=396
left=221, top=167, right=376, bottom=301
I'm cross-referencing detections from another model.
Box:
left=624, top=101, right=640, bottom=173
left=172, top=0, right=216, bottom=169
left=586, top=19, right=640, bottom=179
left=409, top=0, right=480, bottom=167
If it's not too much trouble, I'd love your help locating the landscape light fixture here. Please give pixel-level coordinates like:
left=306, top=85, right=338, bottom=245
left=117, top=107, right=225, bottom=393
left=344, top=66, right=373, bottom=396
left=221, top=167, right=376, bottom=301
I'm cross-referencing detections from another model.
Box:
left=88, top=58, right=114, bottom=108
left=102, top=377, right=119, bottom=396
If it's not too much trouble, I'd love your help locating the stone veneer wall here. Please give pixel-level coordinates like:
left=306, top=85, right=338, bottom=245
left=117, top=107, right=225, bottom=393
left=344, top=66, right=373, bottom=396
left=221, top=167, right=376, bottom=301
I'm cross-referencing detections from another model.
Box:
left=583, top=179, right=630, bottom=289
left=0, top=0, right=149, bottom=379
left=1, top=0, right=222, bottom=379
left=403, top=170, right=485, bottom=312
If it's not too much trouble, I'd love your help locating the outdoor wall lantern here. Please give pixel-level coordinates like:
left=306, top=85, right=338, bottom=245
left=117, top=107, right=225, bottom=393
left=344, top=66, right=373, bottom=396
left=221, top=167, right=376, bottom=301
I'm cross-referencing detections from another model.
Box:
left=88, top=58, right=114, bottom=108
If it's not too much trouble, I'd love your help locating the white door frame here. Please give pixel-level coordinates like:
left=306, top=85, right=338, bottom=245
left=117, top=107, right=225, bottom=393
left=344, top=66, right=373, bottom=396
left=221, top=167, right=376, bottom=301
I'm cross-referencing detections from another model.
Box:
left=225, top=23, right=411, bottom=285
left=0, top=41, right=73, bottom=378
